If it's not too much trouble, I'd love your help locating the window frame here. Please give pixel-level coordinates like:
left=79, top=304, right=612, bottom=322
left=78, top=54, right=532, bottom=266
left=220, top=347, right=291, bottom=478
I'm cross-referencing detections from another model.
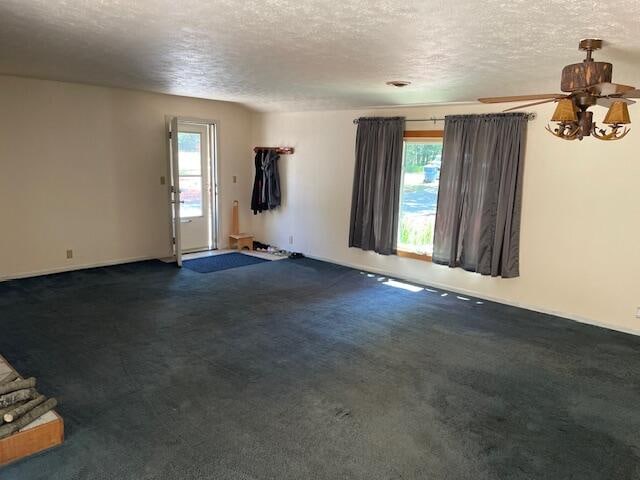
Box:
left=396, top=129, right=444, bottom=262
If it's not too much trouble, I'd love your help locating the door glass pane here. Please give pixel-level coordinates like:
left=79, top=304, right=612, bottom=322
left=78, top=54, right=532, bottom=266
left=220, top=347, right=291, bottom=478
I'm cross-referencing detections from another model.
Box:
left=398, top=140, right=443, bottom=254
left=179, top=176, right=203, bottom=217
left=178, top=132, right=201, bottom=176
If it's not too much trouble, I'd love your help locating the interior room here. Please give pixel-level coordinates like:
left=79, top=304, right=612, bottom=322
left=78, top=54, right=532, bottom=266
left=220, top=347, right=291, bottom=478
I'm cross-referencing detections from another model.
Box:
left=1, top=1, right=639, bottom=479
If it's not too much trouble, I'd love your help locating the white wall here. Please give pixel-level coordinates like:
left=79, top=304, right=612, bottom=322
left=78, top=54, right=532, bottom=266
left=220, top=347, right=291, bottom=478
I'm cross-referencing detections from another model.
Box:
left=250, top=104, right=640, bottom=334
left=0, top=75, right=253, bottom=279
left=3, top=74, right=638, bottom=335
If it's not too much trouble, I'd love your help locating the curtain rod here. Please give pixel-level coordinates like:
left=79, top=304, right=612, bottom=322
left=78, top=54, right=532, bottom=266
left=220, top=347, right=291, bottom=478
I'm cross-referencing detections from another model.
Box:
left=352, top=113, right=537, bottom=124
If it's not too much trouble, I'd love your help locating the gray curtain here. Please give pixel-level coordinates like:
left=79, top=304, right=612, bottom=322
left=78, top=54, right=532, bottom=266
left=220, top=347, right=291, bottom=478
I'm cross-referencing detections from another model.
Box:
left=349, top=117, right=405, bottom=255
left=433, top=113, right=527, bottom=278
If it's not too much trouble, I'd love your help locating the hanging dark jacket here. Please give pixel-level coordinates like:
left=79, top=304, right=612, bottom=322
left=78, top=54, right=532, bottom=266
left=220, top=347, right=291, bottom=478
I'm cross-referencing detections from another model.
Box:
left=251, top=149, right=281, bottom=214
left=261, top=150, right=281, bottom=210
left=251, top=150, right=266, bottom=214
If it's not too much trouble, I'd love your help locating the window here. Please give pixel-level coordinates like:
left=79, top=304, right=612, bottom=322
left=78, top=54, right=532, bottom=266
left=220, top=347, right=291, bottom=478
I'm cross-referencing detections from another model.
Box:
left=397, top=131, right=443, bottom=259
left=178, top=131, right=203, bottom=217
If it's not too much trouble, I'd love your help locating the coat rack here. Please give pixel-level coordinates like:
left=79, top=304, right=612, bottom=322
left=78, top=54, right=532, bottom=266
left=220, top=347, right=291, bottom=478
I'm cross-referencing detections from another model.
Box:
left=253, top=146, right=295, bottom=154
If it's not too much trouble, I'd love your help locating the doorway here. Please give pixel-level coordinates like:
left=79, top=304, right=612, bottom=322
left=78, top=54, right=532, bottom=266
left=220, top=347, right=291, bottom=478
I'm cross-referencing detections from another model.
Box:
left=168, top=118, right=218, bottom=264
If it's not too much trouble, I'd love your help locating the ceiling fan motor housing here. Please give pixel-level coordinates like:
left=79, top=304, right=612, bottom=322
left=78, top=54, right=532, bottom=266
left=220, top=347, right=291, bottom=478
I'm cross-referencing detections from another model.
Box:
left=561, top=61, right=612, bottom=92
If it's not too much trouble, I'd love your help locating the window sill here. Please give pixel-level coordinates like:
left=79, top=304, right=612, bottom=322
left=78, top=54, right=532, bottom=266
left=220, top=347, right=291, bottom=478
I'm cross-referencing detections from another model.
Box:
left=396, top=250, right=433, bottom=262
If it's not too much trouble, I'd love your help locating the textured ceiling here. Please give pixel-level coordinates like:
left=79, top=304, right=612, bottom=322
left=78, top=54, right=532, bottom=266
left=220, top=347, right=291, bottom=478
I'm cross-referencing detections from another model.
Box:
left=1, top=0, right=640, bottom=111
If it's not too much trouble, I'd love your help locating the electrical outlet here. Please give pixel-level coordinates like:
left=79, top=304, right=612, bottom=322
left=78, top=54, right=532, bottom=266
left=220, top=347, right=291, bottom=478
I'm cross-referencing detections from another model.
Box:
left=233, top=175, right=237, bottom=184
left=289, top=235, right=294, bottom=245
left=160, top=176, right=166, bottom=185
left=636, top=307, right=640, bottom=319
left=66, top=249, right=73, bottom=259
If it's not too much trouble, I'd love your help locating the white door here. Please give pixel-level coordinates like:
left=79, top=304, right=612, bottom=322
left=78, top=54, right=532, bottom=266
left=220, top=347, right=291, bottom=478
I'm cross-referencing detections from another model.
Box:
left=169, top=117, right=183, bottom=267
left=176, top=122, right=213, bottom=252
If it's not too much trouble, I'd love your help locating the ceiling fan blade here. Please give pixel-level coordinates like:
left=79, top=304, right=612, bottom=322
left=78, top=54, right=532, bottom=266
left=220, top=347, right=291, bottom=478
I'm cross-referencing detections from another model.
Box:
left=622, top=89, right=640, bottom=98
left=478, top=93, right=564, bottom=104
left=588, top=82, right=636, bottom=96
left=596, top=97, right=636, bottom=108
left=502, top=98, right=560, bottom=112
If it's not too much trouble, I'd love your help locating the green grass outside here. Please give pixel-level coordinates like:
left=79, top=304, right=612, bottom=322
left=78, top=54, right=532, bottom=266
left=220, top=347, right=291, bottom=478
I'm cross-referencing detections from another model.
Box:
left=398, top=215, right=434, bottom=251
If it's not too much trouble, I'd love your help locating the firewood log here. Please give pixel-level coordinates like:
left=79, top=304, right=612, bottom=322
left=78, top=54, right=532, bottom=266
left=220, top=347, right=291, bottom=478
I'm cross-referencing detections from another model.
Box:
left=0, top=388, right=36, bottom=408
left=0, top=401, right=26, bottom=417
left=0, top=372, right=18, bottom=386
left=0, top=401, right=26, bottom=426
left=3, top=394, right=46, bottom=423
left=0, top=377, right=36, bottom=396
left=0, top=398, right=57, bottom=439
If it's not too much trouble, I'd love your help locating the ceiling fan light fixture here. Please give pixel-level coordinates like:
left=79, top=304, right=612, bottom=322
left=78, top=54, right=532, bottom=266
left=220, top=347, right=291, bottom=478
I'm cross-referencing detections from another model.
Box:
left=603, top=101, right=631, bottom=125
left=550, top=99, right=578, bottom=122
left=593, top=101, right=632, bottom=140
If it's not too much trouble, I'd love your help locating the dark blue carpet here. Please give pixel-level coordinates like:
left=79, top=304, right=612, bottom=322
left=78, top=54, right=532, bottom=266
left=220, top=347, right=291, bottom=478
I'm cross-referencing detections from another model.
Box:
left=0, top=258, right=639, bottom=479
left=182, top=252, right=269, bottom=273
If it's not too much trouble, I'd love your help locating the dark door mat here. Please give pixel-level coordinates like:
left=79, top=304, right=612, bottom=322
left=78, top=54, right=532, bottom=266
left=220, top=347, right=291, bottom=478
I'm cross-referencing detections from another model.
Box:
left=182, top=252, right=270, bottom=273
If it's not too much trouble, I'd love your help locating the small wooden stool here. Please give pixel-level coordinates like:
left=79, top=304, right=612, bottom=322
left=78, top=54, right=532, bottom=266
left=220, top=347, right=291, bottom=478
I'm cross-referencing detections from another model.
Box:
left=229, top=233, right=254, bottom=251
left=228, top=201, right=253, bottom=250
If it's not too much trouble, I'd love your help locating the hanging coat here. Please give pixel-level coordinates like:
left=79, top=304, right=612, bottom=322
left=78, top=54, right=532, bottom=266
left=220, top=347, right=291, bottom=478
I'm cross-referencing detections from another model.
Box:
left=252, top=149, right=281, bottom=214
left=251, top=150, right=266, bottom=214
left=261, top=150, right=281, bottom=210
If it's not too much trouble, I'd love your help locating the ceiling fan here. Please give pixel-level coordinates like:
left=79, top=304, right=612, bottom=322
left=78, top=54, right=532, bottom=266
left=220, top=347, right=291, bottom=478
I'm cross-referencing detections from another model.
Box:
left=479, top=39, right=639, bottom=140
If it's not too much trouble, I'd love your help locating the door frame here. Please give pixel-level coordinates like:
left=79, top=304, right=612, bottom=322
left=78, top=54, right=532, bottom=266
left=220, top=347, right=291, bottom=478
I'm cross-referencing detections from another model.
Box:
left=176, top=122, right=212, bottom=254
left=165, top=116, right=220, bottom=262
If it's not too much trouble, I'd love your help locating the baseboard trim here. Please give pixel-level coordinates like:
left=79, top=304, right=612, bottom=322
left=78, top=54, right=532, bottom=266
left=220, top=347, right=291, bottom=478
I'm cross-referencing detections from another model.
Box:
left=0, top=255, right=166, bottom=282
left=305, top=253, right=640, bottom=338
